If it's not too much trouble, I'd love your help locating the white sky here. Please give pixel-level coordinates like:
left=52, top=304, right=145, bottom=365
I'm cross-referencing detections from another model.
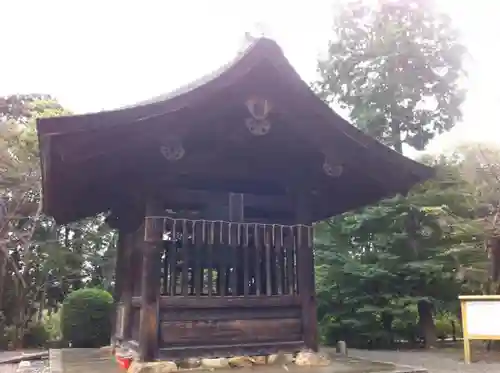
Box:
left=1, top=0, right=499, bottom=154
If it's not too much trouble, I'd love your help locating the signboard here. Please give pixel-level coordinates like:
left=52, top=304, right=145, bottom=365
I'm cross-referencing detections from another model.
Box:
left=115, top=304, right=126, bottom=340
left=459, top=295, right=500, bottom=364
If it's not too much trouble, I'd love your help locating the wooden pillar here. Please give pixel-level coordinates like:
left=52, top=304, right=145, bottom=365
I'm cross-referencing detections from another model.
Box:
left=294, top=191, right=319, bottom=352
left=228, top=193, right=244, bottom=222
left=121, top=231, right=134, bottom=341
left=111, top=231, right=127, bottom=344
left=139, top=200, right=163, bottom=362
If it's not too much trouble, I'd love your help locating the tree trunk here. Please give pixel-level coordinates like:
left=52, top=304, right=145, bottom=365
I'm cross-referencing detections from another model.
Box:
left=0, top=250, right=6, bottom=309
left=418, top=300, right=436, bottom=348
left=390, top=118, right=403, bottom=153
left=37, top=289, right=46, bottom=323
left=381, top=312, right=394, bottom=347
left=451, top=320, right=457, bottom=342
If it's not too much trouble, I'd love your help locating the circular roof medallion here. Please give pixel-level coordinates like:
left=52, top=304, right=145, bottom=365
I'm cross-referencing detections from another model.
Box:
left=160, top=138, right=185, bottom=162
left=323, top=160, right=343, bottom=177
left=245, top=117, right=271, bottom=136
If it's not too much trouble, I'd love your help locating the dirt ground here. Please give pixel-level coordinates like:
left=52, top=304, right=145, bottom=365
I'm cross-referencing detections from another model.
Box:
left=350, top=341, right=500, bottom=373
left=2, top=343, right=500, bottom=373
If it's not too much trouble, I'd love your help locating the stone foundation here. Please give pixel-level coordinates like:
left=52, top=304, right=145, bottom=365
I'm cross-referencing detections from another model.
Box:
left=123, top=350, right=331, bottom=372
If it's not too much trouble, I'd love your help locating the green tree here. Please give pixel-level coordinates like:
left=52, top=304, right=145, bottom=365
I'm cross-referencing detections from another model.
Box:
left=315, top=0, right=468, bottom=348
left=0, top=95, right=67, bottom=346
left=315, top=160, right=474, bottom=348
left=0, top=95, right=119, bottom=348
left=316, top=0, right=467, bottom=153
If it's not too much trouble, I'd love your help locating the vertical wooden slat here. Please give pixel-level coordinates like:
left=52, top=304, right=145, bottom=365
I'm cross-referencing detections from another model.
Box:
left=207, top=221, right=214, bottom=297
left=140, top=201, right=162, bottom=362
left=168, top=220, right=176, bottom=296
left=194, top=222, right=203, bottom=297
left=168, top=220, right=177, bottom=296
left=264, top=226, right=272, bottom=296
left=218, top=222, right=226, bottom=296
left=167, top=245, right=176, bottom=296
left=286, top=227, right=296, bottom=295
left=274, top=226, right=283, bottom=295
left=181, top=220, right=189, bottom=296
left=243, top=224, right=250, bottom=296
left=254, top=224, right=262, bottom=296
left=162, top=243, right=169, bottom=295
left=229, top=223, right=237, bottom=295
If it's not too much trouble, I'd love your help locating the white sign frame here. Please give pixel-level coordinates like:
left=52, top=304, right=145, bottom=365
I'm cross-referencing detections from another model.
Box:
left=459, top=295, right=500, bottom=364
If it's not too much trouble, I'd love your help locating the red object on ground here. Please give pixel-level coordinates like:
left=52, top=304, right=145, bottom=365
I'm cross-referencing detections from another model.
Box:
left=115, top=354, right=132, bottom=371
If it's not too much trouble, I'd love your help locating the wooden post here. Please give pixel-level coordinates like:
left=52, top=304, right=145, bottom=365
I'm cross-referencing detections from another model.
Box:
left=294, top=191, right=319, bottom=352
left=139, top=201, right=163, bottom=362
left=460, top=298, right=471, bottom=364
left=121, top=231, right=135, bottom=341
left=110, top=231, right=126, bottom=346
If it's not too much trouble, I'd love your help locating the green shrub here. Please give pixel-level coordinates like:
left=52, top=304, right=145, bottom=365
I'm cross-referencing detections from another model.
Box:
left=435, top=312, right=461, bottom=340
left=0, top=325, right=16, bottom=350
left=23, top=322, right=50, bottom=348
left=392, top=304, right=419, bottom=344
left=42, top=310, right=62, bottom=342
left=61, top=288, right=113, bottom=348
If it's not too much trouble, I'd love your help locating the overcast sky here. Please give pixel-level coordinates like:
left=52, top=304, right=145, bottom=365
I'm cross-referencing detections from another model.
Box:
left=2, top=0, right=499, bottom=154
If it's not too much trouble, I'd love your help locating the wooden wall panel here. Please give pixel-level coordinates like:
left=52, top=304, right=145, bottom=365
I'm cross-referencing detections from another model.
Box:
left=160, top=318, right=301, bottom=346
left=161, top=306, right=300, bottom=322
left=158, top=296, right=303, bottom=352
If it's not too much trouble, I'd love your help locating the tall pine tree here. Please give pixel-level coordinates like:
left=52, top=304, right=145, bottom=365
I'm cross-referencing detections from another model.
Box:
left=315, top=0, right=467, bottom=347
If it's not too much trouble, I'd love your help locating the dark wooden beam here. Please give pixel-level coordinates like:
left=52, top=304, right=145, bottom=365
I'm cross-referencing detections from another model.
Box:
left=228, top=192, right=244, bottom=222
left=121, top=231, right=135, bottom=341
left=111, top=231, right=127, bottom=343
left=139, top=200, right=162, bottom=362
left=132, top=295, right=300, bottom=308
left=159, top=188, right=291, bottom=212
left=294, top=191, right=319, bottom=352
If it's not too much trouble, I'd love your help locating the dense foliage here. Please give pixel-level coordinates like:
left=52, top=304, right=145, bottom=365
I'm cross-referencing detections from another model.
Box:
left=314, top=0, right=477, bottom=349
left=316, top=0, right=467, bottom=153
left=61, top=288, right=113, bottom=348
left=0, top=94, right=117, bottom=348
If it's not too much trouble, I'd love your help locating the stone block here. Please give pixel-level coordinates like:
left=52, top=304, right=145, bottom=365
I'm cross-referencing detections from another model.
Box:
left=228, top=356, right=253, bottom=368
left=295, top=350, right=331, bottom=367
left=177, top=357, right=202, bottom=369
left=249, top=356, right=267, bottom=365
left=200, top=358, right=229, bottom=369
left=267, top=353, right=294, bottom=365
left=129, top=361, right=178, bottom=373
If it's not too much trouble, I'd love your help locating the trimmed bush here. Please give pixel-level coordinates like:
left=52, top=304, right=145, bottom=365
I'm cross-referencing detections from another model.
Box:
left=23, top=322, right=50, bottom=348
left=435, top=312, right=461, bottom=340
left=61, top=288, right=113, bottom=348
left=42, top=310, right=62, bottom=342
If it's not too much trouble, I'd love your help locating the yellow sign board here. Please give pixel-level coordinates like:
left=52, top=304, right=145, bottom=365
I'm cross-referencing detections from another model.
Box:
left=459, top=295, right=500, bottom=364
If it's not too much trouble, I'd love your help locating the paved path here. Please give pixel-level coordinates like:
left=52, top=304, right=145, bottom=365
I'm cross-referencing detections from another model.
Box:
left=0, top=351, right=48, bottom=373
left=350, top=349, right=500, bottom=373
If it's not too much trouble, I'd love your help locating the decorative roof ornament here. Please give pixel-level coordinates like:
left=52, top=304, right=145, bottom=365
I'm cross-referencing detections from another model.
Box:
left=245, top=97, right=272, bottom=136
left=323, top=157, right=343, bottom=178
left=160, top=137, right=185, bottom=162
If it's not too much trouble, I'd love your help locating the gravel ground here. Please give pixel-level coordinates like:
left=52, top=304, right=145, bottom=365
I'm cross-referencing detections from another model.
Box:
left=0, top=351, right=49, bottom=373
left=350, top=349, right=500, bottom=373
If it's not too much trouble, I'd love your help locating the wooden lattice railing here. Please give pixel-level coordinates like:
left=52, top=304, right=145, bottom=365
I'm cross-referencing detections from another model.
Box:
left=144, top=217, right=313, bottom=297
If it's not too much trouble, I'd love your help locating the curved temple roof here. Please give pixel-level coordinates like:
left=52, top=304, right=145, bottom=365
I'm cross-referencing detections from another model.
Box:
left=36, top=37, right=433, bottom=224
